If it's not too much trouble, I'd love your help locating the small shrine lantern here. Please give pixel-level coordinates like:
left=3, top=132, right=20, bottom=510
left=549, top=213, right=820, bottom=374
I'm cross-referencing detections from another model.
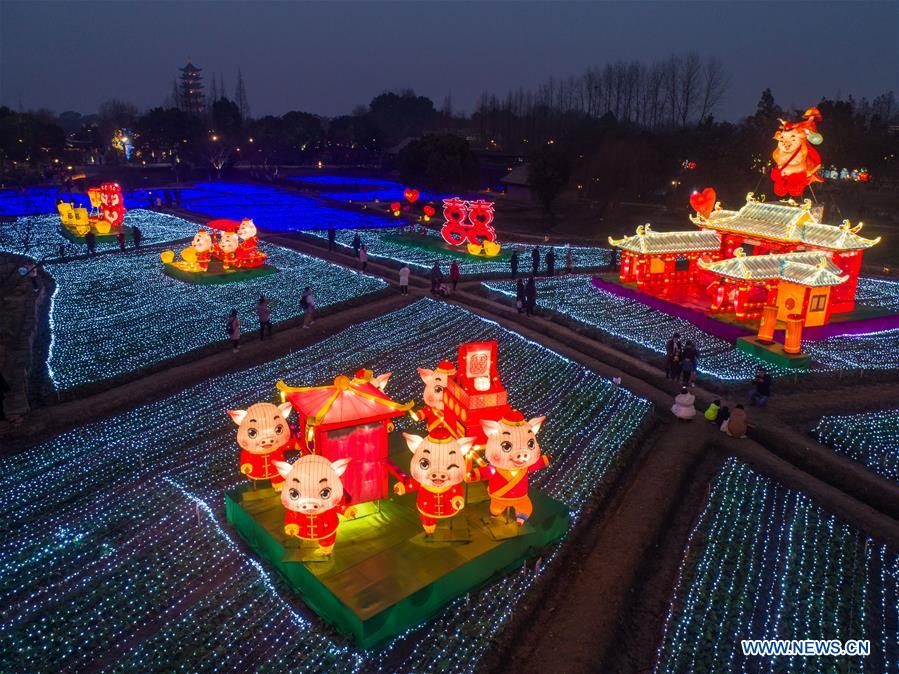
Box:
left=277, top=371, right=413, bottom=504
left=443, top=341, right=511, bottom=443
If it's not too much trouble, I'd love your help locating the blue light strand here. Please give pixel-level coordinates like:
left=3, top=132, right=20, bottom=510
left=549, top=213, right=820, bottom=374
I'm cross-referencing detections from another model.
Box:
left=811, top=411, right=899, bottom=483
left=655, top=458, right=898, bottom=674
left=0, top=299, right=650, bottom=672
left=0, top=209, right=202, bottom=261
left=307, top=228, right=612, bottom=276
left=43, top=241, right=386, bottom=390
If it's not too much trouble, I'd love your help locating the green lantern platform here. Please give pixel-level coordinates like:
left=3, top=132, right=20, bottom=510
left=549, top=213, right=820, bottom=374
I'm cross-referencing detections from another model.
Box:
left=225, top=480, right=569, bottom=648
left=162, top=263, right=279, bottom=285
left=736, top=336, right=810, bottom=369
left=59, top=225, right=133, bottom=244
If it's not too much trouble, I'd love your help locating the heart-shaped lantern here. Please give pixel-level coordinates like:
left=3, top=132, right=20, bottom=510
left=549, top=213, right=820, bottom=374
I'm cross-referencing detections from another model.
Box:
left=404, top=188, right=420, bottom=204
left=690, top=187, right=716, bottom=218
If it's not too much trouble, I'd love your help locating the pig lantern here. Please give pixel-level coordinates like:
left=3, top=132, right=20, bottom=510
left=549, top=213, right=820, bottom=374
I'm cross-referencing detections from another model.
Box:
left=467, top=411, right=549, bottom=525
left=394, top=431, right=475, bottom=535
left=228, top=402, right=294, bottom=491
left=275, top=455, right=355, bottom=556
left=412, top=360, right=457, bottom=436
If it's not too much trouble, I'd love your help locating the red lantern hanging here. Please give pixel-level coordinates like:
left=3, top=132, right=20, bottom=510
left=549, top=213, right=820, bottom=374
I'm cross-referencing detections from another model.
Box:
left=423, top=205, right=435, bottom=217
left=390, top=201, right=401, bottom=216
left=689, top=187, right=716, bottom=218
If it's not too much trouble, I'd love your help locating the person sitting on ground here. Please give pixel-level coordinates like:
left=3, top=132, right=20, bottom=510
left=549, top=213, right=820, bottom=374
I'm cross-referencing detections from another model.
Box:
left=722, top=404, right=748, bottom=438
left=671, top=386, right=696, bottom=421
left=750, top=367, right=772, bottom=406
left=704, top=399, right=721, bottom=422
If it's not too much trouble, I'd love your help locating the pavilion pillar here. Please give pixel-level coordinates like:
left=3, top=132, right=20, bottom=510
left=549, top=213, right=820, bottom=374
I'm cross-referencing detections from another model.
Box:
left=783, top=314, right=804, bottom=354
left=756, top=305, right=778, bottom=344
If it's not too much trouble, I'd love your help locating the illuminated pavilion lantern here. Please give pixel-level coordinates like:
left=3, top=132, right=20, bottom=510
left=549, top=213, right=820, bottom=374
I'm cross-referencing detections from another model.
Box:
left=441, top=341, right=512, bottom=447
left=277, top=371, right=413, bottom=504
left=608, top=224, right=722, bottom=290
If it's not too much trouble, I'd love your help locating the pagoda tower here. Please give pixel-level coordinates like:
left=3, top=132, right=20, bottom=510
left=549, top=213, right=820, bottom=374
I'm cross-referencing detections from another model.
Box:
left=179, top=61, right=205, bottom=115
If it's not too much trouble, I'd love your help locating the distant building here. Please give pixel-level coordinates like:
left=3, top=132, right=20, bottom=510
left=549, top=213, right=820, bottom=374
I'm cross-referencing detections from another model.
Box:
left=179, top=62, right=205, bottom=115
left=500, top=164, right=532, bottom=202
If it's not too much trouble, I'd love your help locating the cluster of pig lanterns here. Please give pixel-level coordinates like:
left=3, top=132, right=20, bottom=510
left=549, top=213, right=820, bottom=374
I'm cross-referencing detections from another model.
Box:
left=228, top=341, right=549, bottom=555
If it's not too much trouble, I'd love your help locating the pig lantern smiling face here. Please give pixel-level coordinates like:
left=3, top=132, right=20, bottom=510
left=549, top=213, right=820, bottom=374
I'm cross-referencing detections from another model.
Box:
left=219, top=231, right=239, bottom=253
left=275, top=455, right=351, bottom=514
left=228, top=402, right=293, bottom=454
left=237, top=218, right=257, bottom=240
left=482, top=415, right=546, bottom=471
left=192, top=229, right=212, bottom=253
left=404, top=432, right=474, bottom=490
left=417, top=362, right=455, bottom=410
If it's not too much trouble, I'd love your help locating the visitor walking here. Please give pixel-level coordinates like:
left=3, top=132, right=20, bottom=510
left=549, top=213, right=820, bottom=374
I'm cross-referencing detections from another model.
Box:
left=351, top=233, right=362, bottom=258
left=449, top=260, right=460, bottom=292
left=565, top=246, right=573, bottom=274
left=256, top=296, right=272, bottom=340
left=510, top=250, right=519, bottom=279
left=132, top=225, right=143, bottom=249
left=516, top=278, right=526, bottom=313
left=359, top=244, right=368, bottom=272
left=327, top=227, right=336, bottom=252
left=301, top=287, right=316, bottom=327
left=531, top=246, right=540, bottom=276
left=430, top=262, right=443, bottom=296
left=399, top=265, right=410, bottom=295
left=27, top=263, right=39, bottom=292
left=545, top=248, right=555, bottom=277
left=85, top=231, right=97, bottom=256
left=227, top=309, right=241, bottom=352
left=665, top=333, right=683, bottom=380
left=58, top=243, right=66, bottom=260
left=750, top=367, right=772, bottom=406
left=117, top=230, right=126, bottom=252
left=722, top=404, right=748, bottom=438
left=0, top=372, right=8, bottom=421
left=681, top=340, right=697, bottom=386
left=671, top=386, right=696, bottom=421
left=525, top=276, right=537, bottom=316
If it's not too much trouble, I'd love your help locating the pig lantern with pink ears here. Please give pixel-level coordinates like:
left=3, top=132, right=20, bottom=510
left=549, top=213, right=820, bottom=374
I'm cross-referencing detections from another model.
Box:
left=466, top=411, right=549, bottom=526
left=275, top=455, right=355, bottom=556
left=228, top=401, right=294, bottom=491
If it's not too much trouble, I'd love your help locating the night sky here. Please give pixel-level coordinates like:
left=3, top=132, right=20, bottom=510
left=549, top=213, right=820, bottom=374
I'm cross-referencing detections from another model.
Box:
left=1, top=1, right=896, bottom=120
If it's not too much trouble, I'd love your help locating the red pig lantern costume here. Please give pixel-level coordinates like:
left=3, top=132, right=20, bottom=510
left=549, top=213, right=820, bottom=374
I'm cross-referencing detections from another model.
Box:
left=275, top=455, right=354, bottom=555
left=770, top=108, right=824, bottom=198
left=228, top=402, right=295, bottom=490
left=467, top=411, right=550, bottom=525
left=412, top=360, right=458, bottom=437
left=394, top=430, right=475, bottom=535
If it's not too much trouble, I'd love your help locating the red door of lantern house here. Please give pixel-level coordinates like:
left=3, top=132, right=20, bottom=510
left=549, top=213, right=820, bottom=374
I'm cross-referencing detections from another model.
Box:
left=279, top=373, right=413, bottom=504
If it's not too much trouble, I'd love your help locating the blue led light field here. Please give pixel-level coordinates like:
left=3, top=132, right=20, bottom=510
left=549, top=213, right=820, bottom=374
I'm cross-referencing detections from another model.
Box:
left=484, top=276, right=899, bottom=380
left=174, top=182, right=399, bottom=231
left=0, top=299, right=650, bottom=672
left=655, top=459, right=898, bottom=674
left=45, top=244, right=386, bottom=389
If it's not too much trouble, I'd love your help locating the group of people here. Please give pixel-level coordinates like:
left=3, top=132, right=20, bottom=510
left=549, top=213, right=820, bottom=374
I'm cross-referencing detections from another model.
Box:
left=670, top=390, right=749, bottom=438
left=427, top=260, right=461, bottom=298
left=225, top=288, right=316, bottom=353
left=509, top=245, right=574, bottom=279
left=670, top=363, right=771, bottom=437
left=664, top=332, right=699, bottom=386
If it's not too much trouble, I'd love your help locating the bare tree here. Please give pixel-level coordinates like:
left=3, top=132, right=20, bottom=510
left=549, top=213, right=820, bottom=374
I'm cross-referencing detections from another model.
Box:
left=698, top=56, right=730, bottom=124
